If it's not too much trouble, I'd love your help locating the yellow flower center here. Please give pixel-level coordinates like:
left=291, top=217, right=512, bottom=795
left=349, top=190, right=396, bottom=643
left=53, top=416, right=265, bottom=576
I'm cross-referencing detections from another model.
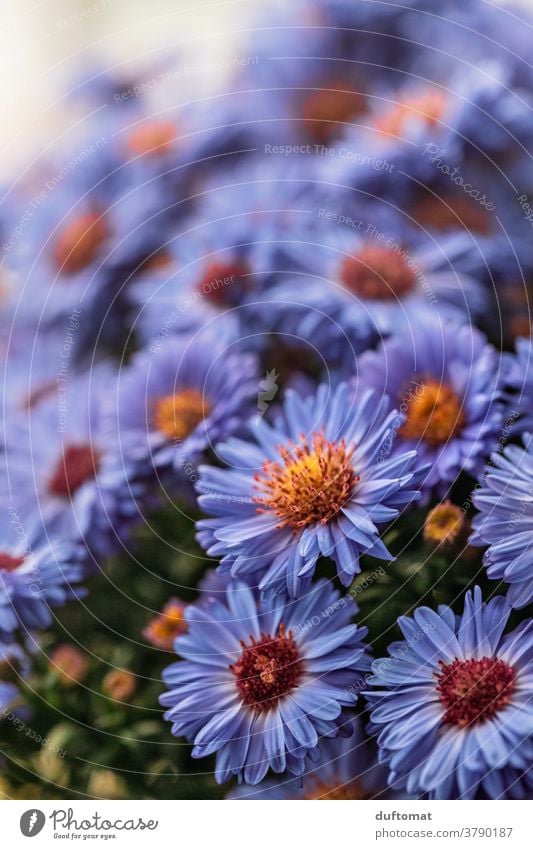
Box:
left=253, top=432, right=356, bottom=530
left=400, top=379, right=464, bottom=445
left=424, top=501, right=466, bottom=548
left=152, top=389, right=210, bottom=441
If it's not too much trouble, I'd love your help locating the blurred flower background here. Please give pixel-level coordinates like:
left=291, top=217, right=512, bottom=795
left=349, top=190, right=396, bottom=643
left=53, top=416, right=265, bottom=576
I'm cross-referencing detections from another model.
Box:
left=0, top=0, right=533, bottom=801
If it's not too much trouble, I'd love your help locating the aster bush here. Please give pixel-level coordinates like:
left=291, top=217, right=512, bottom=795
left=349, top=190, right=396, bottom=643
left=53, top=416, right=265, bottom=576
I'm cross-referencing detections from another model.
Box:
left=0, top=0, right=532, bottom=803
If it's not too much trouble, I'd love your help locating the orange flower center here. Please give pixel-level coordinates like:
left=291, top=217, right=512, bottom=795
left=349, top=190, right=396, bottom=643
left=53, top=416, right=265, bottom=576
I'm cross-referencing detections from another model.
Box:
left=339, top=245, right=417, bottom=301
left=152, top=388, right=210, bottom=441
left=253, top=432, right=356, bottom=530
left=53, top=213, right=107, bottom=273
left=300, top=83, right=367, bottom=144
left=126, top=120, right=177, bottom=156
left=400, top=379, right=465, bottom=445
left=374, top=90, right=447, bottom=138
left=144, top=601, right=188, bottom=650
left=424, top=501, right=465, bottom=548
left=305, top=778, right=369, bottom=800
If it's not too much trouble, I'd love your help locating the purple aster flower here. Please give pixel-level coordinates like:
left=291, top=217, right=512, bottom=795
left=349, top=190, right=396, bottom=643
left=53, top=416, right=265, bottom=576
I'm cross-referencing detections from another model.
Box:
left=470, top=434, right=533, bottom=609
left=113, top=330, right=258, bottom=471
left=227, top=714, right=393, bottom=799
left=196, top=382, right=422, bottom=597
left=160, top=578, right=370, bottom=785
left=0, top=515, right=85, bottom=640
left=129, top=160, right=325, bottom=347
left=1, top=325, right=84, bottom=418
left=4, top=183, right=130, bottom=328
left=507, top=337, right=533, bottom=429
left=271, top=216, right=485, bottom=337
left=0, top=367, right=139, bottom=556
left=0, top=638, right=30, bottom=716
left=356, top=319, right=507, bottom=496
left=366, top=587, right=533, bottom=799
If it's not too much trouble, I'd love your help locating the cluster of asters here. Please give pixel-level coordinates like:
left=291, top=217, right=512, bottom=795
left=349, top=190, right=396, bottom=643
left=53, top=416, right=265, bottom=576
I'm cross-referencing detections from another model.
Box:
left=1, top=0, right=533, bottom=799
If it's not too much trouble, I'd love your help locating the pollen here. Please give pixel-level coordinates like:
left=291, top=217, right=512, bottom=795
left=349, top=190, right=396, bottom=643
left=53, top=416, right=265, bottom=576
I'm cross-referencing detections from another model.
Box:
left=230, top=624, right=303, bottom=712
left=339, top=245, right=417, bottom=301
left=436, top=657, right=516, bottom=727
left=300, top=82, right=367, bottom=144
left=254, top=432, right=356, bottom=530
left=53, top=213, right=107, bottom=273
left=400, top=378, right=465, bottom=445
left=48, top=444, right=100, bottom=497
left=374, top=89, right=447, bottom=138
left=152, top=388, right=210, bottom=441
left=126, top=120, right=177, bottom=157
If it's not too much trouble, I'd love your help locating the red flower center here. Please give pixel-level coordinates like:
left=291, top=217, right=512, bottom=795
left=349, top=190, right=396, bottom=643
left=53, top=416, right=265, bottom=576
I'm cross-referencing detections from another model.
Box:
left=230, top=625, right=303, bottom=713
left=48, top=444, right=100, bottom=497
left=339, top=245, right=417, bottom=301
left=0, top=552, right=24, bottom=572
left=436, top=657, right=516, bottom=727
left=196, top=260, right=250, bottom=306
left=411, top=194, right=493, bottom=235
left=53, top=213, right=108, bottom=273
left=300, top=82, right=367, bottom=144
left=253, top=432, right=357, bottom=530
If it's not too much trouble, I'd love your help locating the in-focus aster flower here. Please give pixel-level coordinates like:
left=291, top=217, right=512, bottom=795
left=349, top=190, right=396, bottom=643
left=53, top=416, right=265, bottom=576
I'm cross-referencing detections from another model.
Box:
left=114, top=331, right=258, bottom=471
left=0, top=515, right=85, bottom=640
left=160, top=578, right=371, bottom=784
left=366, top=587, right=533, bottom=799
left=0, top=367, right=140, bottom=555
left=197, top=382, right=422, bottom=597
left=227, top=715, right=392, bottom=799
left=356, top=319, right=507, bottom=496
left=471, top=434, right=533, bottom=609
